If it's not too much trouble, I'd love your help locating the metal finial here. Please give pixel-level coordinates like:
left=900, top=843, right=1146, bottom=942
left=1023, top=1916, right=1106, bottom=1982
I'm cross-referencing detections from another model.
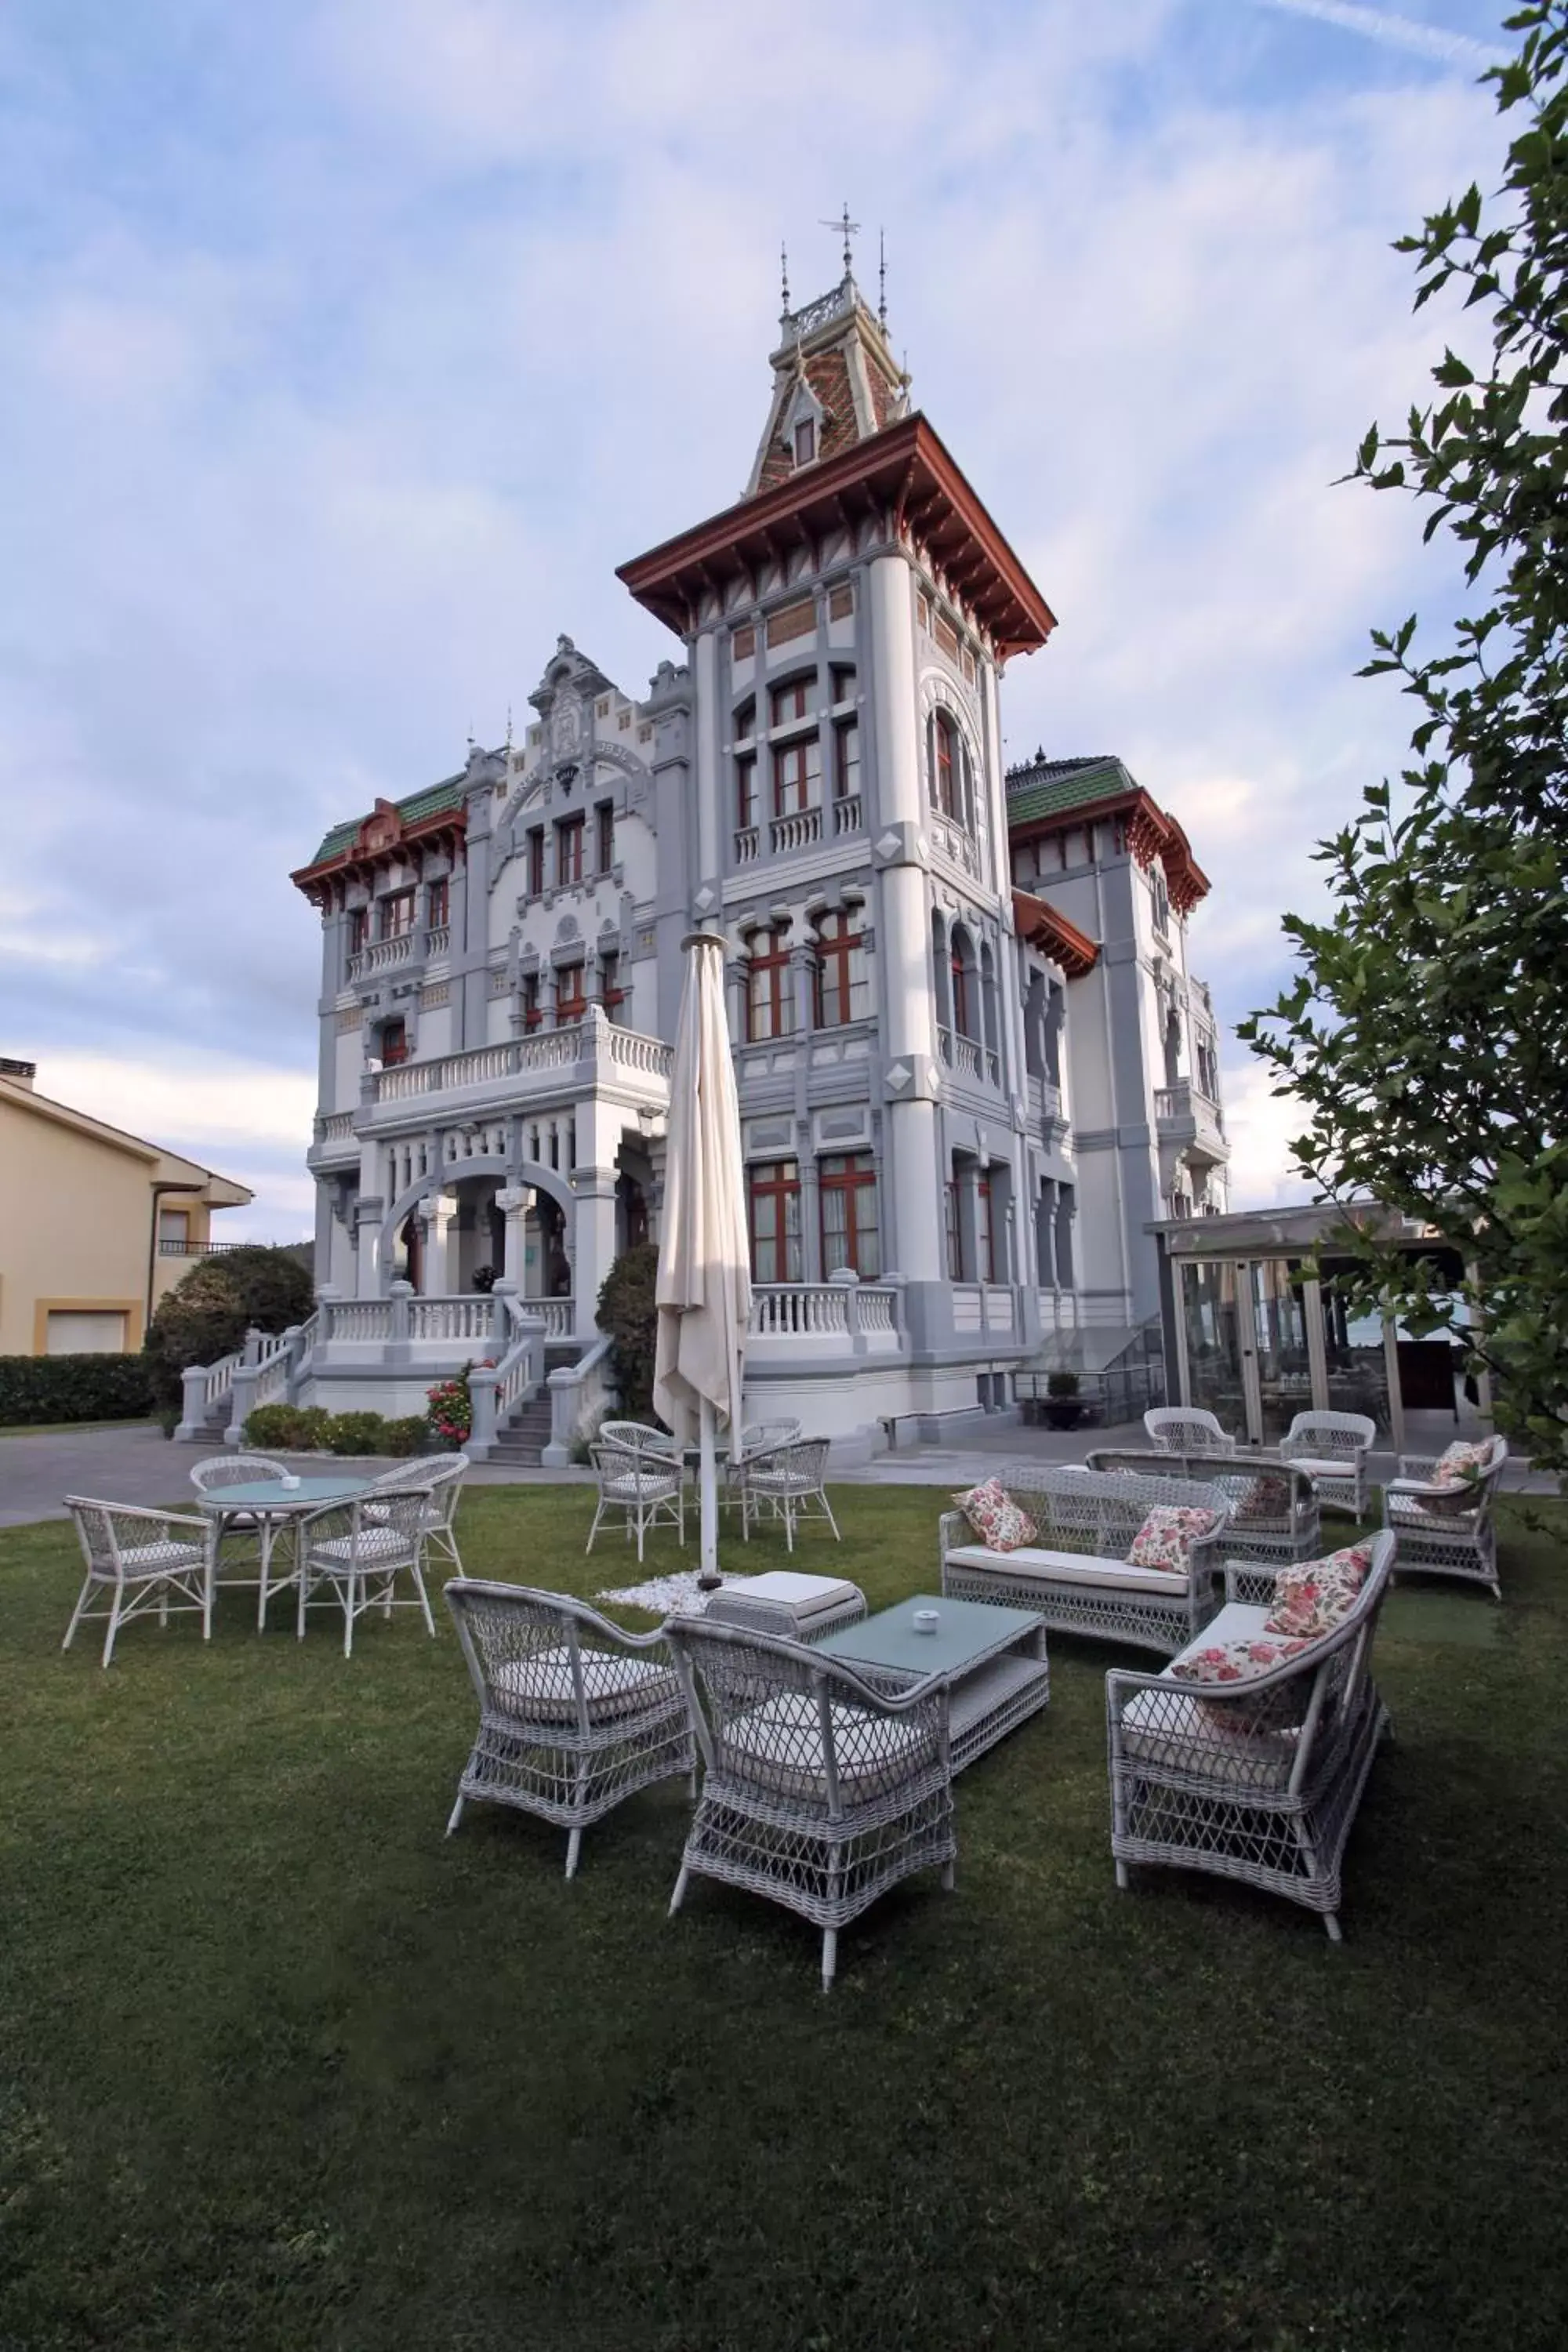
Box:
left=878, top=228, right=887, bottom=327
left=505, top=704, right=514, bottom=750
left=819, top=203, right=860, bottom=278
left=780, top=241, right=789, bottom=313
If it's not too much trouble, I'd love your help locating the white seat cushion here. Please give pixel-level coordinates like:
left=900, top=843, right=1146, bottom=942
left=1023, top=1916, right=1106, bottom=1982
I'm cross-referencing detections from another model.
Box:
left=1169, top=1600, right=1274, bottom=1659
left=491, top=1645, right=676, bottom=1724
left=1287, top=1457, right=1357, bottom=1479
left=945, top=1542, right=1194, bottom=1599
left=720, top=1690, right=926, bottom=1794
left=307, top=1527, right=413, bottom=1566
left=116, top=1541, right=206, bottom=1578
left=603, top=1470, right=678, bottom=1501
left=711, top=1570, right=861, bottom=1622
left=1118, top=1686, right=1298, bottom=1789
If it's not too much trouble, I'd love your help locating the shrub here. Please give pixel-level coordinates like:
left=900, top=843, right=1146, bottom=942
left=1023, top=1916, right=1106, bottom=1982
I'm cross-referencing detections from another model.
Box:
left=0, top=1353, right=154, bottom=1428
left=426, top=1375, right=473, bottom=1448
left=1046, top=1370, right=1080, bottom=1399
left=596, top=1243, right=659, bottom=1417
left=243, top=1403, right=332, bottom=1453
left=326, top=1411, right=390, bottom=1457
left=143, top=1247, right=316, bottom=1413
left=382, top=1417, right=430, bottom=1457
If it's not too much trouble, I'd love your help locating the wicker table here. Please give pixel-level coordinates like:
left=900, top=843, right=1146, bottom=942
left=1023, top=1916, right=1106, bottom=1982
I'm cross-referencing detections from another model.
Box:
left=196, top=1475, right=370, bottom=1612
left=816, top=1594, right=1050, bottom=1774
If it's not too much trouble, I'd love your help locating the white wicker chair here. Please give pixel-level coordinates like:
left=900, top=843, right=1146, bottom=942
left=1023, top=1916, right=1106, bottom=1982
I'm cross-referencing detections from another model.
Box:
left=294, top=1491, right=436, bottom=1657
left=600, top=1421, right=679, bottom=1466
left=189, top=1453, right=289, bottom=1613
left=1381, top=1436, right=1509, bottom=1597
left=1278, top=1412, right=1377, bottom=1516
left=1145, top=1406, right=1238, bottom=1455
left=363, top=1453, right=469, bottom=1576
left=663, top=1613, right=956, bottom=1991
left=939, top=1465, right=1231, bottom=1657
left=64, top=1498, right=214, bottom=1668
left=737, top=1438, right=840, bottom=1549
left=1107, top=1529, right=1396, bottom=1939
left=586, top=1442, right=684, bottom=1560
left=1087, top=1448, right=1322, bottom=1567
left=444, top=1579, right=692, bottom=1877
left=723, top=1422, right=801, bottom=1512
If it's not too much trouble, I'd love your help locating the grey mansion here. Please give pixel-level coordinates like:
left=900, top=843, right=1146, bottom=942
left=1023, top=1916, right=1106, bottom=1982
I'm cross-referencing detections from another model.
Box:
left=260, top=266, right=1229, bottom=1462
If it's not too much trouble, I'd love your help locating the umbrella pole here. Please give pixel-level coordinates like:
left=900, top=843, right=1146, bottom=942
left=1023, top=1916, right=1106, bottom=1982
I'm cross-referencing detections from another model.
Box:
left=697, top=1395, right=720, bottom=1588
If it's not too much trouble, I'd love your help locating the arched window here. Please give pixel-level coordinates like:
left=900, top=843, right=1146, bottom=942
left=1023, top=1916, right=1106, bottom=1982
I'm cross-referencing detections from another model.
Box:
left=814, top=908, right=866, bottom=1029
left=746, top=925, right=795, bottom=1042
left=949, top=924, right=977, bottom=1040
left=931, top=910, right=953, bottom=1041
left=929, top=711, right=958, bottom=818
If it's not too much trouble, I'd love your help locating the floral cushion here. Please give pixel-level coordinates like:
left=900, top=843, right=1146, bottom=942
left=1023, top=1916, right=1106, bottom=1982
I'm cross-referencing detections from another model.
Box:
left=1233, top=1474, right=1292, bottom=1526
left=1433, top=1440, right=1491, bottom=1486
left=953, top=1479, right=1036, bottom=1555
left=1126, top=1504, right=1220, bottom=1577
left=1263, top=1543, right=1374, bottom=1639
left=1171, top=1635, right=1310, bottom=1685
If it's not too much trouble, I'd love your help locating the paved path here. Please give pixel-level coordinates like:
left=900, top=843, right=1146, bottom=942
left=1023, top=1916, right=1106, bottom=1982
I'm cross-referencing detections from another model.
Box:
left=1, top=1415, right=1555, bottom=1530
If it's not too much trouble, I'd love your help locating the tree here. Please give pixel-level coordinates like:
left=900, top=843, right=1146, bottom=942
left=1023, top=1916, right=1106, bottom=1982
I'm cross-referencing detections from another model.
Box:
left=1240, top=2, right=1568, bottom=1475
left=596, top=1243, right=659, bottom=1419
left=143, top=1245, right=317, bottom=1411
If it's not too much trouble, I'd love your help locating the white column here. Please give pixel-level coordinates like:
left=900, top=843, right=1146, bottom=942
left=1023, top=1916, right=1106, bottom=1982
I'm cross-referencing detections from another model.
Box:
left=495, top=1187, right=532, bottom=1287
left=419, top=1193, right=457, bottom=1294
left=693, top=627, right=720, bottom=887
left=869, top=551, right=941, bottom=1283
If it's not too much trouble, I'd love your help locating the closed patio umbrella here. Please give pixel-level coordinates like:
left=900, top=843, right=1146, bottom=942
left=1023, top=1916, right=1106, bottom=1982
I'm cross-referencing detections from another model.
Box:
left=654, top=930, right=751, bottom=1582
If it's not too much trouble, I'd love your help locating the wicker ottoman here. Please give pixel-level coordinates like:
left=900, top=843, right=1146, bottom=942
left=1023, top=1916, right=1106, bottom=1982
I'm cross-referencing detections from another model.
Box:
left=698, top=1570, right=866, bottom=1644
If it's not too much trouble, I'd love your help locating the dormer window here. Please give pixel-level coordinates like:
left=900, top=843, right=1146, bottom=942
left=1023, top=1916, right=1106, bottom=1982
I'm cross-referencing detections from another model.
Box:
left=793, top=418, right=816, bottom=466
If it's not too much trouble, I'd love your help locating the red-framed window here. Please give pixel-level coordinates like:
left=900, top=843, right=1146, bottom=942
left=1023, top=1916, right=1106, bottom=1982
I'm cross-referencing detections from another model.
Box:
left=521, top=973, right=543, bottom=1032
left=930, top=712, right=960, bottom=820
left=347, top=909, right=367, bottom=955
left=379, top=1018, right=408, bottom=1067
left=554, top=964, right=586, bottom=1026
left=596, top=802, right=615, bottom=873
left=600, top=951, right=626, bottom=1024
left=556, top=816, right=585, bottom=887
left=735, top=753, right=758, bottom=831
left=950, top=942, right=975, bottom=1039
left=814, top=909, right=866, bottom=1029
left=820, top=1153, right=880, bottom=1279
left=978, top=1178, right=997, bottom=1283
left=793, top=417, right=815, bottom=466
left=772, top=735, right=821, bottom=816
left=945, top=1181, right=962, bottom=1281
left=771, top=678, right=809, bottom=728
left=746, top=927, right=795, bottom=1041
left=833, top=720, right=860, bottom=804
left=379, top=888, right=416, bottom=941
left=526, top=828, right=545, bottom=898
left=426, top=877, right=449, bottom=929
left=748, top=1160, right=801, bottom=1283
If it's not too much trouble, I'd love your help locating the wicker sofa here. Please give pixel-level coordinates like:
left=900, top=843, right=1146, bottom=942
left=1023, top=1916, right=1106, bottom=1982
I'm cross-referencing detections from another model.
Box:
left=1107, top=1528, right=1396, bottom=1939
left=938, top=1465, right=1231, bottom=1658
left=1087, top=1448, right=1323, bottom=1568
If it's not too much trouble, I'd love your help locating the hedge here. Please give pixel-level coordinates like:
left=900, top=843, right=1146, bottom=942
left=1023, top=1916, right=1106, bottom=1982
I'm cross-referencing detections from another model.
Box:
left=242, top=1405, right=432, bottom=1457
left=0, top=1353, right=154, bottom=1428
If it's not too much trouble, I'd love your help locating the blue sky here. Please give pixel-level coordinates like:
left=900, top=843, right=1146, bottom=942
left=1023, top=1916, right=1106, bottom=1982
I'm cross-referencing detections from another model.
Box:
left=0, top=0, right=1511, bottom=1233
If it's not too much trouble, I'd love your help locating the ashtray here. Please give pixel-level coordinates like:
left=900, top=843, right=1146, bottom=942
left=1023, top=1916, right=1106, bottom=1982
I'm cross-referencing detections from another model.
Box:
left=279, top=1474, right=301, bottom=1491
left=913, top=1608, right=940, bottom=1634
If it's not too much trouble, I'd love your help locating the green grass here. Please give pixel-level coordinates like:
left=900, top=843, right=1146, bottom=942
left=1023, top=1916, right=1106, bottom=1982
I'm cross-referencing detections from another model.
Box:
left=0, top=1417, right=156, bottom=1438
left=2, top=1490, right=1565, bottom=2351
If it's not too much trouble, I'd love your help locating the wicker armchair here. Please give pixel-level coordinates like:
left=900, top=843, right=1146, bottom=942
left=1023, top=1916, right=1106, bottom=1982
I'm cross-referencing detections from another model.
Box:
left=586, top=1442, right=684, bottom=1560
left=1144, top=1406, right=1238, bottom=1454
left=1381, top=1436, right=1509, bottom=1597
left=363, top=1454, right=469, bottom=1576
left=723, top=1422, right=802, bottom=1512
left=663, top=1614, right=956, bottom=1991
left=295, top=1491, right=436, bottom=1656
left=1277, top=1413, right=1377, bottom=1516
left=1087, top=1448, right=1322, bottom=1567
left=939, top=1465, right=1231, bottom=1657
left=1107, top=1529, right=1396, bottom=1940
left=736, top=1439, right=840, bottom=1549
left=444, top=1580, right=692, bottom=1877
left=188, top=1453, right=289, bottom=1611
left=600, top=1421, right=679, bottom=1466
left=64, top=1498, right=214, bottom=1668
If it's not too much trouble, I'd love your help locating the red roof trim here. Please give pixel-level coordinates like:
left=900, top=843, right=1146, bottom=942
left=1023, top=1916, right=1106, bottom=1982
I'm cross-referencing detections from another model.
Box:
left=1011, top=888, right=1100, bottom=979
left=1009, top=786, right=1210, bottom=913
left=617, top=412, right=1057, bottom=661
left=289, top=804, right=467, bottom=903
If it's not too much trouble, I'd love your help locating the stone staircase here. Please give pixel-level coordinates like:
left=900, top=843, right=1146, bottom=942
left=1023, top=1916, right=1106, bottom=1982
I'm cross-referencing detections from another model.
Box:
left=483, top=1394, right=556, bottom=1468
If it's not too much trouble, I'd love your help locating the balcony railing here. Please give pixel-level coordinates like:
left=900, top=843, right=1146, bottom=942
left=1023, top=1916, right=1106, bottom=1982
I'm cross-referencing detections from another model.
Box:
left=424, top=924, right=450, bottom=958
left=347, top=932, right=415, bottom=980
left=770, top=807, right=822, bottom=855
left=1154, top=1080, right=1226, bottom=1149
left=747, top=1283, right=903, bottom=1353
left=929, top=813, right=980, bottom=880
left=833, top=793, right=862, bottom=836
left=368, top=1022, right=673, bottom=1107
left=937, top=1027, right=1000, bottom=1088
left=734, top=826, right=760, bottom=864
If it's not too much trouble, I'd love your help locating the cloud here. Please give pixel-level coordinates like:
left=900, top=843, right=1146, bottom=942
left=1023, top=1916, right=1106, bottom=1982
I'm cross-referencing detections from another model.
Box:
left=1247, top=2, right=1494, bottom=68
left=1221, top=1058, right=1318, bottom=1207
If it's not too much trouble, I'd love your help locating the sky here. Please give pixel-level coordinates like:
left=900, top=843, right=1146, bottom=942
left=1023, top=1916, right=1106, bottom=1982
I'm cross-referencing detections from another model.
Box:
left=0, top=0, right=1513, bottom=1236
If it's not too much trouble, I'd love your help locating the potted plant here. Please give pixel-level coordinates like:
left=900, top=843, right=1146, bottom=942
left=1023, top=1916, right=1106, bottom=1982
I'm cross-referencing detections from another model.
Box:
left=1041, top=1370, right=1085, bottom=1430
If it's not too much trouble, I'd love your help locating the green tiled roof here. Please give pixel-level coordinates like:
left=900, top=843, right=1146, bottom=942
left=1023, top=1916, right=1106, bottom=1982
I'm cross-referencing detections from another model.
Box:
left=303, top=773, right=466, bottom=868
left=1004, top=757, right=1131, bottom=826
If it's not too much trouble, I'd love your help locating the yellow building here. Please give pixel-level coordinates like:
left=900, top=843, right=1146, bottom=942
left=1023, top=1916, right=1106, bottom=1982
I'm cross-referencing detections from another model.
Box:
left=0, top=1058, right=252, bottom=1356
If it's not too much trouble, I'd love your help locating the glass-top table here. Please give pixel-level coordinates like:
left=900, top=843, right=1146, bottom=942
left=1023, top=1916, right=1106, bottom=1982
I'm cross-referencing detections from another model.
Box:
left=816, top=1595, right=1050, bottom=1774
left=196, top=1477, right=370, bottom=1514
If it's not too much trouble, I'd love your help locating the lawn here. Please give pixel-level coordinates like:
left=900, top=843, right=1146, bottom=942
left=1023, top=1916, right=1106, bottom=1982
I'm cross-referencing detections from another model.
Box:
left=2, top=1486, right=1565, bottom=2351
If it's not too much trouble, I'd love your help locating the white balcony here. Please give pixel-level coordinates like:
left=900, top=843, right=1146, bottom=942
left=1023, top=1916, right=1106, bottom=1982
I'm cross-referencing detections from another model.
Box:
left=746, top=1283, right=904, bottom=1360
left=1154, top=1080, right=1229, bottom=1164
left=354, top=1019, right=673, bottom=1131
